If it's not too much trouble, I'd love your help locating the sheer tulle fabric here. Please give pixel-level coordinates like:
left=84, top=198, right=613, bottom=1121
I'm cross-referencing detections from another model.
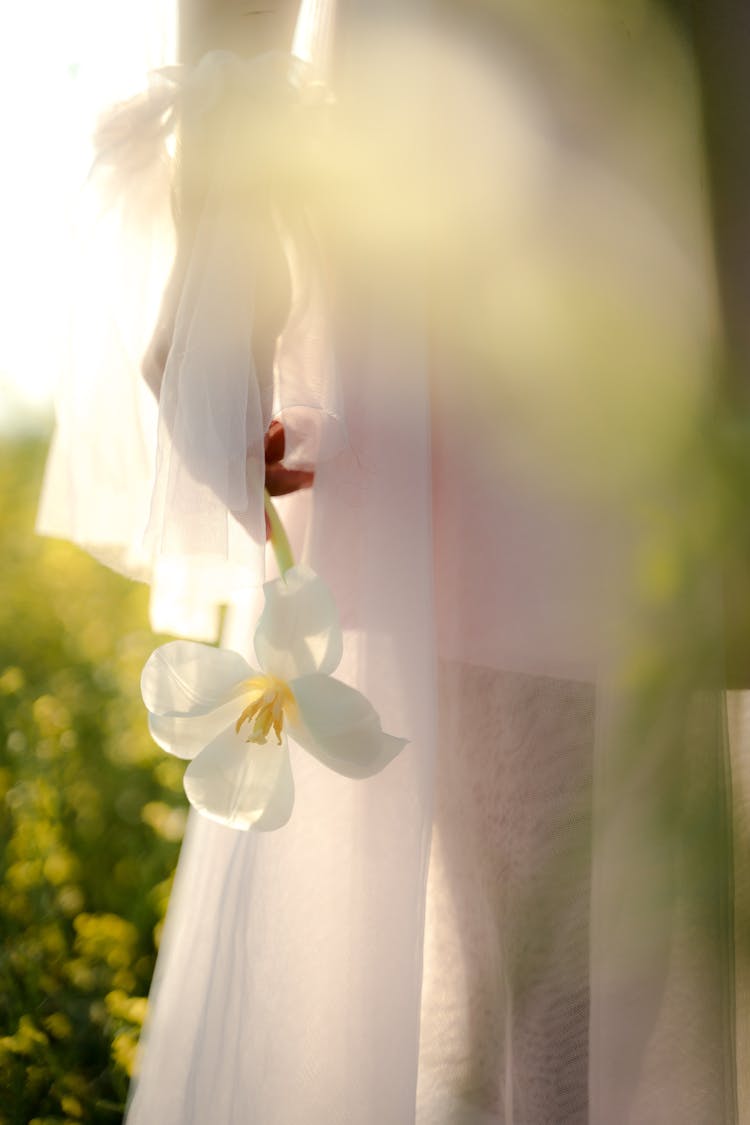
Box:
left=38, top=1, right=741, bottom=1123
left=38, top=45, right=344, bottom=641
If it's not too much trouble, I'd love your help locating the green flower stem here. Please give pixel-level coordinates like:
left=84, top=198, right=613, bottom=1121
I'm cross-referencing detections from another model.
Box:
left=264, top=490, right=295, bottom=576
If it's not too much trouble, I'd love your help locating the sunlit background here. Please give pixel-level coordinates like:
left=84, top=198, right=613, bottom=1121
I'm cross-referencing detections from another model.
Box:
left=0, top=6, right=181, bottom=1121
left=0, top=6, right=84, bottom=434
left=0, top=0, right=174, bottom=434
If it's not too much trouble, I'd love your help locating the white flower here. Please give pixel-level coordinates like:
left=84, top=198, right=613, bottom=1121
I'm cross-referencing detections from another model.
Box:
left=141, top=566, right=408, bottom=831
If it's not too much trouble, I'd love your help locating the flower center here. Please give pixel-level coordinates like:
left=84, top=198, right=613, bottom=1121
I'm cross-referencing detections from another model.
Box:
left=235, top=675, right=295, bottom=746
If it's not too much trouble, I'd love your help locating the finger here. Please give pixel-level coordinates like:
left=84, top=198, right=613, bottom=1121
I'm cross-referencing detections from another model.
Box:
left=265, top=466, right=315, bottom=497
left=264, top=419, right=286, bottom=464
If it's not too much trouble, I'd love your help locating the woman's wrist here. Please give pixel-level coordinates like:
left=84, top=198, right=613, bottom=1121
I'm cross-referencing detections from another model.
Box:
left=179, top=0, right=300, bottom=64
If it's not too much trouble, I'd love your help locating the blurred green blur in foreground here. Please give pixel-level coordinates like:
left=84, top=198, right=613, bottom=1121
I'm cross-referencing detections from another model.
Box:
left=0, top=437, right=184, bottom=1124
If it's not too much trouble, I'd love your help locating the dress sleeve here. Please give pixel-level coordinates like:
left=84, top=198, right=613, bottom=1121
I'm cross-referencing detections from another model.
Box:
left=37, top=0, right=340, bottom=641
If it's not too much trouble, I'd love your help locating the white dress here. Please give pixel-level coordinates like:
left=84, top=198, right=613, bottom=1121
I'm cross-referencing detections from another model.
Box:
left=38, top=1, right=744, bottom=1122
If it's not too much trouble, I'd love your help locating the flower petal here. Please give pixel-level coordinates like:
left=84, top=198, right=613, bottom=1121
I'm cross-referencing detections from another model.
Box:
left=148, top=699, right=241, bottom=760
left=183, top=723, right=295, bottom=831
left=141, top=641, right=252, bottom=717
left=288, top=674, right=407, bottom=780
left=254, top=565, right=343, bottom=680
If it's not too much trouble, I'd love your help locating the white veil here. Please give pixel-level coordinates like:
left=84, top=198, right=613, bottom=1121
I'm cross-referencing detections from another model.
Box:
left=38, top=0, right=743, bottom=1122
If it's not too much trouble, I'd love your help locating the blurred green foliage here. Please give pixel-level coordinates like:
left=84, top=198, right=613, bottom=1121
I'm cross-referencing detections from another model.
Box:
left=0, top=437, right=185, bottom=1124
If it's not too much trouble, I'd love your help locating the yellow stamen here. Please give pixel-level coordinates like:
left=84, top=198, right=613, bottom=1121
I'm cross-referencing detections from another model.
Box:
left=235, top=675, right=296, bottom=746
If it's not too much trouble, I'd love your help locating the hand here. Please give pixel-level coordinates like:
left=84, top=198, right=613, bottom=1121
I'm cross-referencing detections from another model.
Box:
left=263, top=420, right=314, bottom=539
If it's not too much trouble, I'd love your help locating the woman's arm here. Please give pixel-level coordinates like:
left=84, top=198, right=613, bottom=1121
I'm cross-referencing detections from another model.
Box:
left=179, top=0, right=300, bottom=64
left=143, top=0, right=299, bottom=398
